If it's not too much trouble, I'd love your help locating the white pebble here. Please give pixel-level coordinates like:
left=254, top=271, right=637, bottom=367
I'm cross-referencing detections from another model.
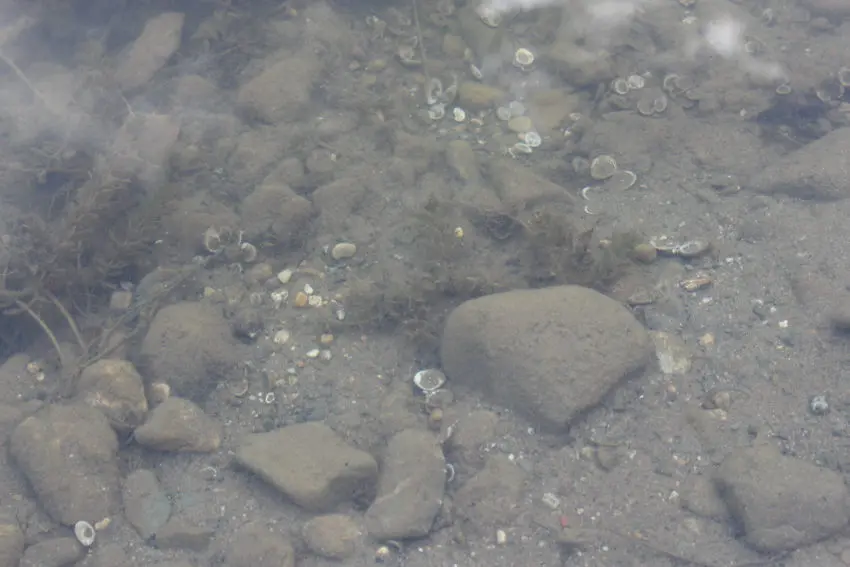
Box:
left=277, top=269, right=293, bottom=284
left=331, top=242, right=357, bottom=260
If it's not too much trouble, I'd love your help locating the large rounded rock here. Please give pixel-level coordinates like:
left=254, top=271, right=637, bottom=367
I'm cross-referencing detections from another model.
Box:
left=138, top=302, right=240, bottom=399
left=441, top=285, right=652, bottom=432
left=9, top=404, right=120, bottom=525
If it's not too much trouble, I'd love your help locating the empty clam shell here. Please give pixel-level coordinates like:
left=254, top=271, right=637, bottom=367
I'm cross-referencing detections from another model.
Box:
left=602, top=169, right=637, bottom=191
left=240, top=242, right=258, bottom=263
left=413, top=369, right=446, bottom=393
left=522, top=131, right=542, bottom=148
left=590, top=155, right=618, bottom=180
left=513, top=48, right=534, bottom=69
left=74, top=520, right=96, bottom=547
left=425, top=77, right=443, bottom=106
left=626, top=74, right=645, bottom=90
left=202, top=227, right=223, bottom=254
left=611, top=77, right=630, bottom=95
left=675, top=239, right=711, bottom=258
left=428, top=103, right=446, bottom=121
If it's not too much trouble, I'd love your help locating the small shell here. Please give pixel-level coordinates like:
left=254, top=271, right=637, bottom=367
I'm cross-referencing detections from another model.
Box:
left=414, top=369, right=446, bottom=393
left=590, top=155, right=618, bottom=180
left=428, top=103, right=446, bottom=121
left=74, top=521, right=96, bottom=547
left=522, top=131, right=542, bottom=148
left=602, top=169, right=637, bottom=190
left=240, top=242, right=258, bottom=263
left=636, top=97, right=655, bottom=116
left=469, top=62, right=484, bottom=80
left=425, top=77, right=443, bottom=106
left=674, top=239, right=711, bottom=258
left=511, top=142, right=533, bottom=155
left=452, top=107, right=467, bottom=122
left=626, top=74, right=645, bottom=90
left=202, top=227, right=223, bottom=254
left=662, top=73, right=680, bottom=94
left=611, top=77, right=630, bottom=95
left=652, top=93, right=668, bottom=114
left=775, top=83, right=792, bottom=95
left=513, top=48, right=534, bottom=69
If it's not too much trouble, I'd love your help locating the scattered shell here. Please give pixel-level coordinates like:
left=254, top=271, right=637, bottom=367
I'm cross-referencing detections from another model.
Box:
left=74, top=521, right=96, bottom=547
left=680, top=274, right=712, bottom=292
left=443, top=80, right=458, bottom=104
left=452, top=107, right=467, bottom=122
left=425, top=77, right=443, bottom=105
left=662, top=73, right=679, bottom=93
left=240, top=242, right=258, bottom=263
left=469, top=62, right=484, bottom=80
left=652, top=93, right=668, bottom=114
left=273, top=329, right=291, bottom=344
left=413, top=369, right=447, bottom=393
left=202, top=227, right=224, bottom=254
left=496, top=106, right=512, bottom=121
left=331, top=241, right=357, bottom=260
left=511, top=142, right=533, bottom=155
left=475, top=4, right=502, bottom=27
left=626, top=74, right=645, bottom=90
left=513, top=48, right=534, bottom=69
left=838, top=67, right=850, bottom=88
left=522, top=131, right=542, bottom=147
left=590, top=155, right=618, bottom=180
left=775, top=83, right=792, bottom=95
left=305, top=348, right=320, bottom=359
left=428, top=103, right=446, bottom=121
left=611, top=77, right=630, bottom=95
left=674, top=239, right=712, bottom=258
left=304, top=283, right=314, bottom=295
left=636, top=97, right=655, bottom=116
left=307, top=295, right=323, bottom=307
left=270, top=289, right=289, bottom=308
left=810, top=394, right=829, bottom=415
left=602, top=169, right=637, bottom=191
left=649, top=238, right=681, bottom=255
left=94, top=518, right=111, bottom=531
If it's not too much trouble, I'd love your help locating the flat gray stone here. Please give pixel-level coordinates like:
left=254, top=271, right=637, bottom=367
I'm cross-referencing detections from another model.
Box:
left=715, top=444, right=850, bottom=552
left=364, top=430, right=445, bottom=540
left=235, top=422, right=378, bottom=512
left=749, top=127, right=850, bottom=201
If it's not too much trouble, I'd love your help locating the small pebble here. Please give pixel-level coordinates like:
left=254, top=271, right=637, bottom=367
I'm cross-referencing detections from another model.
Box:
left=277, top=269, right=293, bottom=284
left=320, top=333, right=334, bottom=345
left=331, top=242, right=357, bottom=260
left=507, top=116, right=533, bottom=134
left=305, top=349, right=320, bottom=359
left=274, top=330, right=291, bottom=344
left=294, top=291, right=309, bottom=307
left=631, top=243, right=657, bottom=264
